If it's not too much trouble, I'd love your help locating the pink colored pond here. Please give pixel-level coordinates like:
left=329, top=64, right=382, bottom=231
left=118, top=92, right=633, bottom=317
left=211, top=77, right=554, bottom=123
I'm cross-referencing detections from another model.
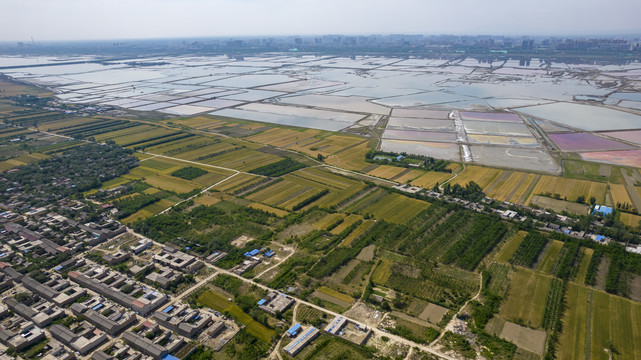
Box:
left=598, top=130, right=641, bottom=145
left=460, top=111, right=522, bottom=122
left=580, top=150, right=641, bottom=168
left=549, top=133, right=637, bottom=152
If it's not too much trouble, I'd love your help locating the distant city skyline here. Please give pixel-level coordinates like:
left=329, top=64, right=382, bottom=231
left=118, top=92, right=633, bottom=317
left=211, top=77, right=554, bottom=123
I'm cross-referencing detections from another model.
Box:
left=1, top=0, right=640, bottom=42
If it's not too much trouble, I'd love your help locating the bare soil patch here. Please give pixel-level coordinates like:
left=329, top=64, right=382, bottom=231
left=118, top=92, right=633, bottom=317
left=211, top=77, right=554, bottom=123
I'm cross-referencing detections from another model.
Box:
left=418, top=303, right=449, bottom=324
left=231, top=235, right=254, bottom=248
left=499, top=321, right=546, bottom=355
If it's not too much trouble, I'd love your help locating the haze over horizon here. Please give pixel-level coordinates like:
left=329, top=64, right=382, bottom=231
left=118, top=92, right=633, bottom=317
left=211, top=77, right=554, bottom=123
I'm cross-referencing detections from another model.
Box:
left=2, top=0, right=640, bottom=42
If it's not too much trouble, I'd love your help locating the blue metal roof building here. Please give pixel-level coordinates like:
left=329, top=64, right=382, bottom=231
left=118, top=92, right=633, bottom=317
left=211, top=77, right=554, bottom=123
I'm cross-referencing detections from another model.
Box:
left=593, top=204, right=613, bottom=216
left=287, top=323, right=301, bottom=336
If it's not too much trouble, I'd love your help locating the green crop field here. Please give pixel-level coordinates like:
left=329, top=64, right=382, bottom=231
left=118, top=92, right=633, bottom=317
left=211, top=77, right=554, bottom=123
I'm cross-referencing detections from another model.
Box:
left=530, top=195, right=590, bottom=215
left=120, top=198, right=176, bottom=224
left=500, top=268, right=550, bottom=329
left=574, top=248, right=594, bottom=285
left=293, top=335, right=373, bottom=360
left=198, top=289, right=274, bottom=342
left=339, top=220, right=373, bottom=246
left=486, top=263, right=510, bottom=295
left=213, top=173, right=264, bottom=193
left=526, top=175, right=607, bottom=204
left=537, top=240, right=564, bottom=274
left=314, top=213, right=345, bottom=230
left=245, top=170, right=361, bottom=211
left=93, top=124, right=152, bottom=141
left=324, top=142, right=373, bottom=172
left=124, top=167, right=201, bottom=193
left=372, top=259, right=393, bottom=284
left=42, top=117, right=98, bottom=131
left=317, top=286, right=355, bottom=303
left=330, top=214, right=363, bottom=234
left=496, top=230, right=527, bottom=262
left=559, top=284, right=641, bottom=360
left=112, top=127, right=177, bottom=146
left=144, top=136, right=219, bottom=155
left=358, top=193, right=430, bottom=224
left=199, top=147, right=282, bottom=171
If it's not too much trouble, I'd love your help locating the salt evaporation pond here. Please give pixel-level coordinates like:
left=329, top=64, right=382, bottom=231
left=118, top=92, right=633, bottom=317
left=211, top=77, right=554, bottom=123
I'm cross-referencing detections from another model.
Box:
left=210, top=108, right=354, bottom=131
left=460, top=111, right=522, bottom=122
left=548, top=133, right=636, bottom=152
left=515, top=103, right=641, bottom=131
left=380, top=140, right=461, bottom=161
left=463, top=121, right=533, bottom=136
left=470, top=146, right=560, bottom=173
left=598, top=130, right=641, bottom=145
left=382, top=130, right=457, bottom=142
left=387, top=118, right=455, bottom=131
left=580, top=150, right=641, bottom=168
left=467, top=134, right=539, bottom=146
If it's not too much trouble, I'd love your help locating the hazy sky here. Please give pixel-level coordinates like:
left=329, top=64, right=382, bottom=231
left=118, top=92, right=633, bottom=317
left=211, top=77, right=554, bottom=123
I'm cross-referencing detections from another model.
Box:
left=2, top=0, right=640, bottom=41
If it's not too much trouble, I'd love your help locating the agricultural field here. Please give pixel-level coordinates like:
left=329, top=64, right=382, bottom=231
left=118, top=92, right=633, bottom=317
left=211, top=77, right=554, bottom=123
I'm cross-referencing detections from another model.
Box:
left=323, top=142, right=371, bottom=172
left=339, top=220, right=373, bottom=246
left=498, top=321, right=547, bottom=356
left=312, top=289, right=352, bottom=309
left=450, top=165, right=503, bottom=189
left=246, top=167, right=367, bottom=211
left=317, top=286, right=355, bottom=304
left=198, top=289, right=274, bottom=342
left=530, top=195, right=590, bottom=215
left=169, top=115, right=226, bottom=129
left=486, top=263, right=511, bottom=295
left=313, top=213, right=345, bottom=230
left=485, top=171, right=539, bottom=204
left=526, top=175, right=607, bottom=204
left=142, top=136, right=221, bottom=156
left=372, top=259, right=393, bottom=284
left=610, top=183, right=633, bottom=208
left=92, top=124, right=155, bottom=142
left=196, top=147, right=283, bottom=172
left=496, top=231, right=527, bottom=263
left=366, top=165, right=408, bottom=180
left=290, top=335, right=374, bottom=360
left=97, top=177, right=131, bottom=190
left=123, top=167, right=201, bottom=193
left=212, top=173, right=265, bottom=193
left=357, top=193, right=430, bottom=224
left=574, top=248, right=594, bottom=285
left=289, top=134, right=367, bottom=158
left=620, top=212, right=641, bottom=228
left=244, top=177, right=318, bottom=210
left=246, top=127, right=322, bottom=148
left=537, top=240, right=564, bottom=274
left=0, top=78, right=52, bottom=97
left=500, top=268, right=551, bottom=329
left=129, top=156, right=235, bottom=193
left=563, top=159, right=619, bottom=183
left=393, top=169, right=427, bottom=184
left=40, top=117, right=99, bottom=131
left=247, top=203, right=289, bottom=217
left=194, top=194, right=221, bottom=206
left=418, top=303, right=450, bottom=324
left=120, top=198, right=176, bottom=224
left=559, top=284, right=641, bottom=360
left=330, top=214, right=363, bottom=234
left=0, top=152, right=48, bottom=172
left=408, top=171, right=454, bottom=189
